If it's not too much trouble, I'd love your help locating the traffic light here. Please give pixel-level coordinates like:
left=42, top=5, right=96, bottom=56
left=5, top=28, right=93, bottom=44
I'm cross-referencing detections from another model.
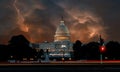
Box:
left=100, top=45, right=106, bottom=53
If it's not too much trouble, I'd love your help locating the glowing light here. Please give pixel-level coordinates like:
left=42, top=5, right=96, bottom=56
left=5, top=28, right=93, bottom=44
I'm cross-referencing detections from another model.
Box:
left=100, top=46, right=106, bottom=53
left=88, top=27, right=98, bottom=38
left=61, top=45, right=66, bottom=48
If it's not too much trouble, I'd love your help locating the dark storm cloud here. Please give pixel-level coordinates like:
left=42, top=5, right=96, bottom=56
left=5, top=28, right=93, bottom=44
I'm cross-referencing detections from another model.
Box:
left=0, top=0, right=120, bottom=44
left=0, top=0, right=18, bottom=44
left=22, top=0, right=68, bottom=43
left=84, top=0, right=120, bottom=41
left=0, top=0, right=16, bottom=34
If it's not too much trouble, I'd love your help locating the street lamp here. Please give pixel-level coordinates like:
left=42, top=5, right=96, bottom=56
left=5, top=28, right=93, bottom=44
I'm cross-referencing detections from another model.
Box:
left=99, top=45, right=106, bottom=64
left=61, top=45, right=66, bottom=61
left=45, top=48, right=49, bottom=62
left=10, top=56, right=13, bottom=59
left=62, top=50, right=65, bottom=61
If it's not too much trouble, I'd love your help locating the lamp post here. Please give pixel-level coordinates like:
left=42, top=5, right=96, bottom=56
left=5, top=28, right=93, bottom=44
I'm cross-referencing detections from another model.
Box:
left=61, top=45, right=66, bottom=61
left=99, top=45, right=106, bottom=64
left=62, top=50, right=64, bottom=61
left=45, top=48, right=49, bottom=62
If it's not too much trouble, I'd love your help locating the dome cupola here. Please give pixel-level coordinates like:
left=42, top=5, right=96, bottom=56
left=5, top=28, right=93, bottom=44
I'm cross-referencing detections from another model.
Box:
left=54, top=20, right=70, bottom=42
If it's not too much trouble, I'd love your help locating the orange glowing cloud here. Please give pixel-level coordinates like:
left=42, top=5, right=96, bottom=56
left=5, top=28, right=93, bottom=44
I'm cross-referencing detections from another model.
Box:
left=6, top=0, right=107, bottom=44
left=12, top=0, right=46, bottom=43
left=13, top=0, right=29, bottom=32
left=57, top=2, right=107, bottom=43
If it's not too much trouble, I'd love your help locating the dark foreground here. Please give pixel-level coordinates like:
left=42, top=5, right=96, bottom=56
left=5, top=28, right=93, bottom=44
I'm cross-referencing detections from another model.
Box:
left=1, top=63, right=120, bottom=72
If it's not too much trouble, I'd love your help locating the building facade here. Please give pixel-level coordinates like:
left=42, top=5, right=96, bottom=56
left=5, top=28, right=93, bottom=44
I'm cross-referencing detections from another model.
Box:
left=31, top=20, right=73, bottom=60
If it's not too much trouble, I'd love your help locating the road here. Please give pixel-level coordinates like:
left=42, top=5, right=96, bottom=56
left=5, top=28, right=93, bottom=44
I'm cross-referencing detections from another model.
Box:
left=0, top=60, right=120, bottom=72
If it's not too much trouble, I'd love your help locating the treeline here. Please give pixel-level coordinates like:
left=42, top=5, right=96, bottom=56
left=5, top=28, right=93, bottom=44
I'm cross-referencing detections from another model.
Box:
left=73, top=40, right=120, bottom=60
left=0, top=34, right=120, bottom=61
left=0, top=35, right=37, bottom=61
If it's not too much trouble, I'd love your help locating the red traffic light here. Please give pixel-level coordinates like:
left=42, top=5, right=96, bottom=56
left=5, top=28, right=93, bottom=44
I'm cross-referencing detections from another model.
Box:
left=100, top=46, right=106, bottom=53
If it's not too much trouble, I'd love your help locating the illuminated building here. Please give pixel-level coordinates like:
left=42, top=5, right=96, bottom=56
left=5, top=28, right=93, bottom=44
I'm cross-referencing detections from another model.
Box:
left=54, top=20, right=70, bottom=42
left=31, top=19, right=73, bottom=60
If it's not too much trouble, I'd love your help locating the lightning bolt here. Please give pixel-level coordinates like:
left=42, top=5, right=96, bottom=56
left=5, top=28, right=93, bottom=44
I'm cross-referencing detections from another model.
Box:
left=13, top=0, right=29, bottom=32
left=13, top=0, right=36, bottom=43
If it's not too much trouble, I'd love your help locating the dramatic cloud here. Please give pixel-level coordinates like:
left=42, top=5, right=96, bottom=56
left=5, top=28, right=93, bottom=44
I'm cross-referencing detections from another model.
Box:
left=56, top=1, right=107, bottom=42
left=0, top=0, right=120, bottom=44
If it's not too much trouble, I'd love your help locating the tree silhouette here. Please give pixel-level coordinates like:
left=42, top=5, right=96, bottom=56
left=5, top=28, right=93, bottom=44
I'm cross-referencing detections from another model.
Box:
left=73, top=40, right=82, bottom=60
left=85, top=42, right=100, bottom=60
left=106, top=41, right=120, bottom=60
left=8, top=35, right=36, bottom=60
left=37, top=49, right=44, bottom=60
left=0, top=45, right=9, bottom=61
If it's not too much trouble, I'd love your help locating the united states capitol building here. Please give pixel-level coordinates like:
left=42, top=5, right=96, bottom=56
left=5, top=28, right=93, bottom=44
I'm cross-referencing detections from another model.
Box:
left=31, top=19, right=73, bottom=60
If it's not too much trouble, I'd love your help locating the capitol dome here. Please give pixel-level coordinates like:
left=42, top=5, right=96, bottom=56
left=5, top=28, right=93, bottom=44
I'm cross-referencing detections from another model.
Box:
left=54, top=20, right=70, bottom=42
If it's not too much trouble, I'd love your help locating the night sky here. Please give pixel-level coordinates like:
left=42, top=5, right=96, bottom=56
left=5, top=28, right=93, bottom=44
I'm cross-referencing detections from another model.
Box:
left=0, top=0, right=120, bottom=44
